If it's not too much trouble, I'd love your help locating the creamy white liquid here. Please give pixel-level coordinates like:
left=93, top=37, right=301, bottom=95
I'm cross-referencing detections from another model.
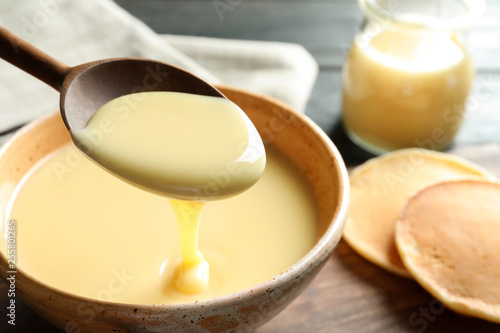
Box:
left=71, top=91, right=266, bottom=201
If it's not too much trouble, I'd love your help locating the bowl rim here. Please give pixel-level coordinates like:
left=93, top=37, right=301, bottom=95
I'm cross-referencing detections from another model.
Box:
left=0, top=85, right=350, bottom=311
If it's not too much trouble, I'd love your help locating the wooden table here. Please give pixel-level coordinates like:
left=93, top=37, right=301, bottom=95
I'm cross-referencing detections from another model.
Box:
left=2, top=0, right=500, bottom=332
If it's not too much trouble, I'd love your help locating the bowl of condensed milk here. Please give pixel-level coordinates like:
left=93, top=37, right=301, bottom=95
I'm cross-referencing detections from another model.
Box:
left=0, top=85, right=349, bottom=332
left=342, top=0, right=485, bottom=154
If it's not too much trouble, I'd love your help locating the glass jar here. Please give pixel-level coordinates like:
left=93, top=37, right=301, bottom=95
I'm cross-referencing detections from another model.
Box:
left=341, top=0, right=485, bottom=154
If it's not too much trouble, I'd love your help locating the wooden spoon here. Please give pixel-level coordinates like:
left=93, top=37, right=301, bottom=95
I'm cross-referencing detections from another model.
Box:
left=0, top=25, right=223, bottom=131
left=0, top=26, right=266, bottom=201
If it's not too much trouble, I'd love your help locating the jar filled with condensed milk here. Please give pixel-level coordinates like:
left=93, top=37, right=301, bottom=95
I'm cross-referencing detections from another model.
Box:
left=341, top=0, right=485, bottom=154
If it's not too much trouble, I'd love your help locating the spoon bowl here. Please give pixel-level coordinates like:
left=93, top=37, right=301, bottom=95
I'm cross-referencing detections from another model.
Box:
left=0, top=26, right=264, bottom=200
left=60, top=58, right=223, bottom=130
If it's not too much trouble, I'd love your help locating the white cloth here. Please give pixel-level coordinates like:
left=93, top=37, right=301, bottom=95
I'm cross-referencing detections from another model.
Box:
left=0, top=0, right=318, bottom=135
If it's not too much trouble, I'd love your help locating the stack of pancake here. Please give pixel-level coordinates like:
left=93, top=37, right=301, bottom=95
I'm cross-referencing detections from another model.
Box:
left=344, top=149, right=500, bottom=323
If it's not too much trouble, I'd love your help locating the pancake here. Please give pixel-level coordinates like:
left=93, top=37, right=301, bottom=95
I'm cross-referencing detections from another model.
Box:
left=344, top=148, right=492, bottom=277
left=395, top=179, right=500, bottom=323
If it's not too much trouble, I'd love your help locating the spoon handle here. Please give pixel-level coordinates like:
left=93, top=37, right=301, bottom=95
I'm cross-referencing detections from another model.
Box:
left=0, top=26, right=70, bottom=91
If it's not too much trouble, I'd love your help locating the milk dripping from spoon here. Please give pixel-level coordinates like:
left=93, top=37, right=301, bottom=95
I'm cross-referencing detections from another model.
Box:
left=0, top=26, right=266, bottom=294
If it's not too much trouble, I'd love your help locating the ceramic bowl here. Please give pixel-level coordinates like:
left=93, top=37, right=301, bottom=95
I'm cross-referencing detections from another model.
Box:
left=0, top=85, right=349, bottom=333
